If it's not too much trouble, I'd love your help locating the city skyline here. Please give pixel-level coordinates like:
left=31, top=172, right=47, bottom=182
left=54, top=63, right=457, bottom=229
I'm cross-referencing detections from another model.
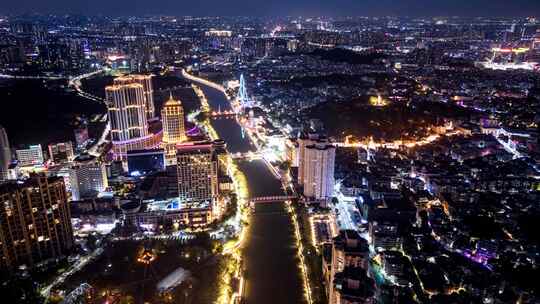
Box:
left=0, top=0, right=540, bottom=17
left=0, top=8, right=539, bottom=304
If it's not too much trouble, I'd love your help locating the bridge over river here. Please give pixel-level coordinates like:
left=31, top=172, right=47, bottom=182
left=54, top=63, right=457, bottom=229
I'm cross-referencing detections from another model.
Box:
left=182, top=72, right=306, bottom=304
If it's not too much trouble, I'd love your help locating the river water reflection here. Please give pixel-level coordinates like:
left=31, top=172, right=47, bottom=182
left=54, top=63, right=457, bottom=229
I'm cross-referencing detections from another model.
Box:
left=196, top=84, right=305, bottom=303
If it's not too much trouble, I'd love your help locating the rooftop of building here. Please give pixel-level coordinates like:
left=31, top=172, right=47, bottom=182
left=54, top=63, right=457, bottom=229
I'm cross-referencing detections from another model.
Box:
left=127, top=148, right=165, bottom=156
left=305, top=142, right=336, bottom=150
left=0, top=174, right=64, bottom=193
left=163, top=92, right=182, bottom=106
left=73, top=153, right=97, bottom=164
left=114, top=74, right=152, bottom=81
left=375, top=196, right=417, bottom=212
left=176, top=141, right=214, bottom=154
left=334, top=230, right=370, bottom=253
left=334, top=267, right=375, bottom=299
left=105, top=82, right=144, bottom=91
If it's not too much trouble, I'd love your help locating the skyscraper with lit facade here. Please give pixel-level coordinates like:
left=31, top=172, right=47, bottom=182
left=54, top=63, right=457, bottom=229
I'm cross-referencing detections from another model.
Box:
left=297, top=133, right=322, bottom=185
left=16, top=144, right=44, bottom=166
left=69, top=161, right=108, bottom=201
left=106, top=83, right=148, bottom=141
left=176, top=143, right=218, bottom=204
left=0, top=125, right=10, bottom=182
left=113, top=75, right=155, bottom=119
left=0, top=175, right=74, bottom=269
left=303, top=141, right=335, bottom=203
left=161, top=93, right=187, bottom=165
left=106, top=80, right=161, bottom=161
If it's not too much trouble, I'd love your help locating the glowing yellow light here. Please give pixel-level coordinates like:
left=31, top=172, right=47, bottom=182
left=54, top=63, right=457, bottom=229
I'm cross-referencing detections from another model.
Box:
left=491, top=47, right=529, bottom=54
left=287, top=203, right=313, bottom=304
left=369, top=95, right=388, bottom=107
left=136, top=249, right=156, bottom=265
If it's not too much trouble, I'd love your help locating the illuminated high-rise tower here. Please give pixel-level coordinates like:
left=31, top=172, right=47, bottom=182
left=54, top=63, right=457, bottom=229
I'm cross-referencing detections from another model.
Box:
left=16, top=144, right=44, bottom=166
left=114, top=75, right=155, bottom=119
left=303, top=141, right=335, bottom=203
left=0, top=125, right=10, bottom=181
left=162, top=93, right=187, bottom=144
left=106, top=83, right=149, bottom=142
left=161, top=93, right=187, bottom=165
left=0, top=174, right=74, bottom=269
left=298, top=133, right=321, bottom=186
left=176, top=143, right=218, bottom=204
left=69, top=161, right=108, bottom=201
left=106, top=82, right=149, bottom=161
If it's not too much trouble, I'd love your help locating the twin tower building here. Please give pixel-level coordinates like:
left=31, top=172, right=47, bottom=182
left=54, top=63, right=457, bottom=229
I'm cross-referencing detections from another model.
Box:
left=105, top=75, right=186, bottom=165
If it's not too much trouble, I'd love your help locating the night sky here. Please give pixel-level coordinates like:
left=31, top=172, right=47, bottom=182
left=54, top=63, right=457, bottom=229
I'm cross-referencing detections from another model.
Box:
left=0, top=0, right=539, bottom=17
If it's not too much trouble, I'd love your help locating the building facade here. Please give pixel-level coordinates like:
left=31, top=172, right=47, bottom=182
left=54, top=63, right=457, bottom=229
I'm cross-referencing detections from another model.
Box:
left=69, top=162, right=108, bottom=200
left=327, top=230, right=374, bottom=304
left=106, top=78, right=161, bottom=161
left=48, top=141, right=74, bottom=164
left=16, top=144, right=44, bottom=166
left=175, top=143, right=218, bottom=204
left=113, top=74, right=155, bottom=119
left=0, top=175, right=74, bottom=269
left=161, top=94, right=187, bottom=165
left=106, top=83, right=149, bottom=142
left=297, top=133, right=322, bottom=185
left=303, top=142, right=336, bottom=202
left=0, top=125, right=11, bottom=181
left=125, top=206, right=213, bottom=229
left=285, top=138, right=299, bottom=168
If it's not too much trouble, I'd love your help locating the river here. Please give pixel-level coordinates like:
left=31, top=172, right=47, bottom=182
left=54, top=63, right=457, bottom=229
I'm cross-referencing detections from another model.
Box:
left=196, top=83, right=306, bottom=304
